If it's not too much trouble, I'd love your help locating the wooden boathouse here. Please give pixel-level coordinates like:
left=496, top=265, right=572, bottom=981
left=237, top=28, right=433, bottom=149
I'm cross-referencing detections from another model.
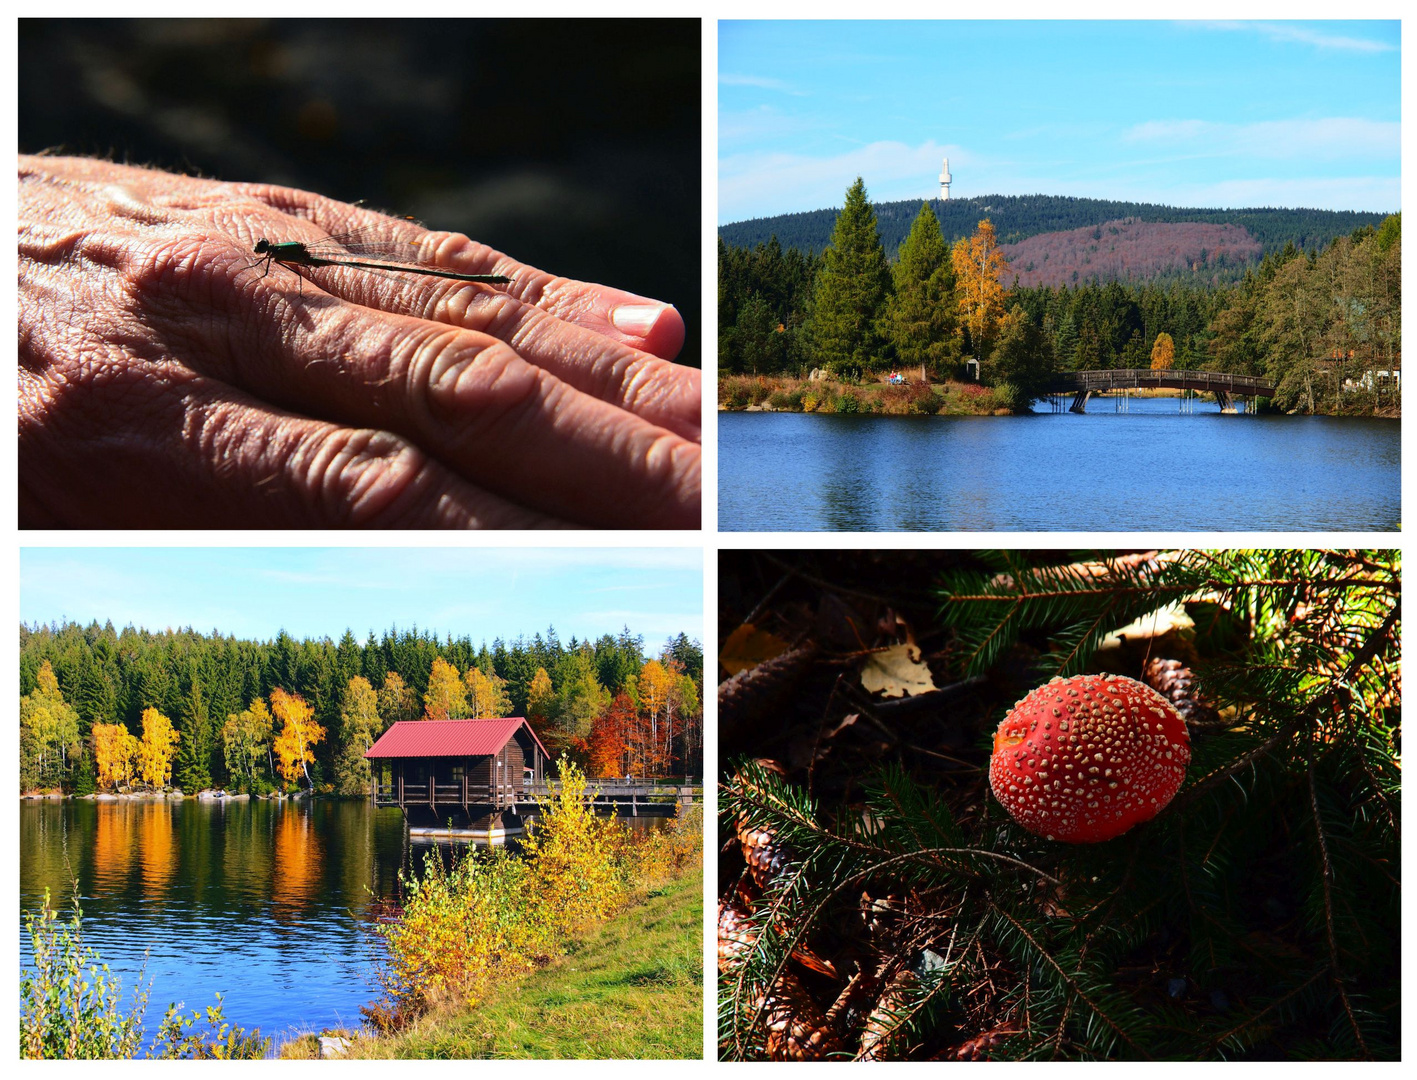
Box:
left=365, top=718, right=550, bottom=837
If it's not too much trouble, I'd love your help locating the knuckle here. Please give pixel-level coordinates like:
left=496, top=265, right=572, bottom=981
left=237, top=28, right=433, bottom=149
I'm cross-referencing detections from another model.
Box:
left=297, top=427, right=434, bottom=527
left=411, top=330, right=544, bottom=434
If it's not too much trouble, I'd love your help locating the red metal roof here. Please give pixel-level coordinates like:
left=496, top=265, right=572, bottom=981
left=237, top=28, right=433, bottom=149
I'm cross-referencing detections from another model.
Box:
left=364, top=718, right=549, bottom=761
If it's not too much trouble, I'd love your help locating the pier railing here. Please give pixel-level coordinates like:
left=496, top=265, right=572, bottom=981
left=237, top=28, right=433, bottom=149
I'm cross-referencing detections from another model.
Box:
left=1050, top=368, right=1276, bottom=396
left=374, top=777, right=703, bottom=813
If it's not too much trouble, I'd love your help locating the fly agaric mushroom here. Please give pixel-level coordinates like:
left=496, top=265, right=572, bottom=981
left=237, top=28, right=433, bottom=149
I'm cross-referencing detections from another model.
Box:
left=989, top=673, right=1190, bottom=843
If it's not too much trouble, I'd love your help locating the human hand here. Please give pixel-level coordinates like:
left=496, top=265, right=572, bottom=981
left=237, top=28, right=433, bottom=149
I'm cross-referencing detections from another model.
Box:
left=18, top=155, right=701, bottom=529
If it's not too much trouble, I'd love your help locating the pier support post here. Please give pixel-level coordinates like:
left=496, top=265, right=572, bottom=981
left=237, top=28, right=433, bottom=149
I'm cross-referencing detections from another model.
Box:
left=1069, top=390, right=1091, bottom=413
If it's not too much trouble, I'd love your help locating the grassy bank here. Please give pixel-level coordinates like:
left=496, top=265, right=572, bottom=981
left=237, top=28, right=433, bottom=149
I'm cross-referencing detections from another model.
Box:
left=719, top=374, right=1009, bottom=415
left=302, top=867, right=702, bottom=1060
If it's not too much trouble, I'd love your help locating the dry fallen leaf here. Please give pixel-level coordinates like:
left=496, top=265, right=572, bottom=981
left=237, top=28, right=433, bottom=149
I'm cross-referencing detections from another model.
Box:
left=720, top=623, right=792, bottom=677
left=860, top=643, right=939, bottom=698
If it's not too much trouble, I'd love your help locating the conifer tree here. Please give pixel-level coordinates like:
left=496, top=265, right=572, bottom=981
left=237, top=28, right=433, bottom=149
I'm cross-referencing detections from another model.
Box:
left=880, top=202, right=958, bottom=375
left=809, top=177, right=892, bottom=376
left=174, top=676, right=212, bottom=792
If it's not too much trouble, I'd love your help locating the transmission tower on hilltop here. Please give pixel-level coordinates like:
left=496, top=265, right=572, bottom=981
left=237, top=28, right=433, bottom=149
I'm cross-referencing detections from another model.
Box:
left=939, top=157, right=952, bottom=200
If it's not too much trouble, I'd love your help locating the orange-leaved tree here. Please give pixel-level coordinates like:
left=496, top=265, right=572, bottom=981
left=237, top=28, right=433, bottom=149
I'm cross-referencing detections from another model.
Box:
left=422, top=657, right=468, bottom=721
left=1151, top=332, right=1176, bottom=370
left=93, top=722, right=139, bottom=790
left=270, top=688, right=325, bottom=789
left=585, top=698, right=631, bottom=778
left=951, top=218, right=1012, bottom=360
left=137, top=707, right=180, bottom=789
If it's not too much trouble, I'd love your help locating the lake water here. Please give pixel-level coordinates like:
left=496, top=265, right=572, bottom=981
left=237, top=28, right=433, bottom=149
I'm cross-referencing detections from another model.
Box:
left=718, top=399, right=1400, bottom=531
left=18, top=798, right=668, bottom=1053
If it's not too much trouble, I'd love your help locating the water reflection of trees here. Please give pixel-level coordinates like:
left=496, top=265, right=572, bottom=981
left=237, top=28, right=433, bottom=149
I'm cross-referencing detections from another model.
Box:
left=269, top=802, right=322, bottom=923
left=138, top=801, right=176, bottom=899
left=92, top=802, right=136, bottom=890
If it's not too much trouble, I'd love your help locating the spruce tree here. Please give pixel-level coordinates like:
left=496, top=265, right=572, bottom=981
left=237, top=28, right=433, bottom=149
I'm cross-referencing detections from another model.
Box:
left=880, top=202, right=958, bottom=376
left=174, top=676, right=212, bottom=793
left=809, top=177, right=891, bottom=376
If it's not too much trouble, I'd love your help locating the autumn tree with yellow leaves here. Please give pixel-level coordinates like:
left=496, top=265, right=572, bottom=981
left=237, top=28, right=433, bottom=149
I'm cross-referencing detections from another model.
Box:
left=422, top=657, right=468, bottom=722
left=465, top=665, right=512, bottom=719
left=92, top=723, right=140, bottom=790
left=951, top=218, right=1012, bottom=360
left=19, top=661, right=80, bottom=792
left=137, top=708, right=180, bottom=790
left=334, top=677, right=381, bottom=796
left=270, top=689, right=325, bottom=789
left=526, top=667, right=556, bottom=744
left=1151, top=331, right=1176, bottom=370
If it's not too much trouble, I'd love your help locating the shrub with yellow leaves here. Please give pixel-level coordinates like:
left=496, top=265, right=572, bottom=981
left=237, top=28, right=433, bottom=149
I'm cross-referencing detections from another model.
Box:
left=367, top=758, right=700, bottom=1032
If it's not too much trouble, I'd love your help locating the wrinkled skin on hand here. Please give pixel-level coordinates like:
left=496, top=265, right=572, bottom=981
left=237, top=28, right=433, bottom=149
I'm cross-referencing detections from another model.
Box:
left=18, top=155, right=701, bottom=528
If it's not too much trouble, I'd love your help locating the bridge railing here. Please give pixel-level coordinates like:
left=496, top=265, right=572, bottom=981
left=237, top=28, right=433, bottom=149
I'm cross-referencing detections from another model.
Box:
left=1051, top=369, right=1275, bottom=394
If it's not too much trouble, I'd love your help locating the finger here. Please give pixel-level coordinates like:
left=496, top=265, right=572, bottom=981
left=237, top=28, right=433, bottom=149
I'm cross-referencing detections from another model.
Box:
left=19, top=357, right=568, bottom=529
left=495, top=266, right=687, bottom=361
left=186, top=253, right=701, bottom=529
left=224, top=199, right=689, bottom=359
left=282, top=265, right=701, bottom=442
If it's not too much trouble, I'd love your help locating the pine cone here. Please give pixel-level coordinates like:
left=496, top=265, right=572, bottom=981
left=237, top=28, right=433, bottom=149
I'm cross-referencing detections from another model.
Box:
left=1144, top=657, right=1219, bottom=726
left=943, top=1024, right=1017, bottom=1061
left=761, top=972, right=843, bottom=1060
left=857, top=966, right=920, bottom=1060
left=738, top=819, right=793, bottom=889
left=719, top=895, right=757, bottom=974
left=719, top=645, right=816, bottom=746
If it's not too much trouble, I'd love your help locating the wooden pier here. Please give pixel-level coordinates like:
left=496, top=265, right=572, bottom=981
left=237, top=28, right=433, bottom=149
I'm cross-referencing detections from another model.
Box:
left=372, top=777, right=703, bottom=817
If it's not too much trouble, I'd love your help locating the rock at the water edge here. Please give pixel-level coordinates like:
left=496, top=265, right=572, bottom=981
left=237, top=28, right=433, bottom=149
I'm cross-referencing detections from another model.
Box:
left=319, top=1036, right=351, bottom=1059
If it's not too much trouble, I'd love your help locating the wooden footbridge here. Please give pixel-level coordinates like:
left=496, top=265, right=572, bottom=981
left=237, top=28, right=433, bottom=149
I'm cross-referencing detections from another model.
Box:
left=1047, top=369, right=1276, bottom=413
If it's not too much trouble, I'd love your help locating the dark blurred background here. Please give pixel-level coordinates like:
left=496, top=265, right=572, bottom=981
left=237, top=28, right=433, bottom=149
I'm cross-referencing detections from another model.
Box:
left=19, top=18, right=701, bottom=366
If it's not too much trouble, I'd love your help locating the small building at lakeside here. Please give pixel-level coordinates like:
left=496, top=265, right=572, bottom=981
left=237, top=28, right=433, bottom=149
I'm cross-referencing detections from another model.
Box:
left=364, top=717, right=551, bottom=837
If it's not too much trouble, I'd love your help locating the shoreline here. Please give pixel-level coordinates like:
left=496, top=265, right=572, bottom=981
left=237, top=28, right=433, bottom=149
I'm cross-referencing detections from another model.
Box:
left=719, top=374, right=1397, bottom=419
left=287, top=866, right=703, bottom=1060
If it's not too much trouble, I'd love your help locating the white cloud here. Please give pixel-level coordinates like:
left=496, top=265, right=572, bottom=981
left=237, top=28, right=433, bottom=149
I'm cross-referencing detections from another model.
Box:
left=1160, top=175, right=1400, bottom=213
left=720, top=140, right=967, bottom=222
left=1196, top=21, right=1396, bottom=54
left=719, top=105, right=815, bottom=145
left=1122, top=117, right=1399, bottom=161
left=720, top=73, right=804, bottom=94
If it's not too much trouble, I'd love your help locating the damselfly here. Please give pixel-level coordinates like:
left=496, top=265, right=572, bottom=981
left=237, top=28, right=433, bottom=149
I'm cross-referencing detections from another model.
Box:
left=250, top=227, right=511, bottom=287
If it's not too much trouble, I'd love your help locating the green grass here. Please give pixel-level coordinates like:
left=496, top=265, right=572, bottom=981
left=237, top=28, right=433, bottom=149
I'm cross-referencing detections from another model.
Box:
left=345, top=867, right=703, bottom=1059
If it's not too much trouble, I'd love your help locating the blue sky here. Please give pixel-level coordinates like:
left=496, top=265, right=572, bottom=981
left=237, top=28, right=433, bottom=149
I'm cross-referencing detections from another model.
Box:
left=19, top=548, right=703, bottom=646
left=719, top=20, right=1400, bottom=222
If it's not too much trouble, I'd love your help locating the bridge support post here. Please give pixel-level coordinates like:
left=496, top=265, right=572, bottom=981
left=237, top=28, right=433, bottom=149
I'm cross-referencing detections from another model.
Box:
left=1069, top=390, right=1090, bottom=414
left=1216, top=390, right=1234, bottom=413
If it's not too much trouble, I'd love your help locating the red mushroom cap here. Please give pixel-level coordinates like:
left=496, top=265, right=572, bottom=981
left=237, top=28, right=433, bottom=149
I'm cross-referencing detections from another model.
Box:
left=989, top=673, right=1191, bottom=843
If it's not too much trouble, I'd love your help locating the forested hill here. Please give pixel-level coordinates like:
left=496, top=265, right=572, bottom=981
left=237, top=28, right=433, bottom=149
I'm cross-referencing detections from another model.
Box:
left=720, top=193, right=1389, bottom=262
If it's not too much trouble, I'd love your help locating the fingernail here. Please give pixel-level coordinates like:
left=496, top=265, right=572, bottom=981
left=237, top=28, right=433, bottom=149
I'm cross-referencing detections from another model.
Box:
left=610, top=304, right=665, bottom=337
